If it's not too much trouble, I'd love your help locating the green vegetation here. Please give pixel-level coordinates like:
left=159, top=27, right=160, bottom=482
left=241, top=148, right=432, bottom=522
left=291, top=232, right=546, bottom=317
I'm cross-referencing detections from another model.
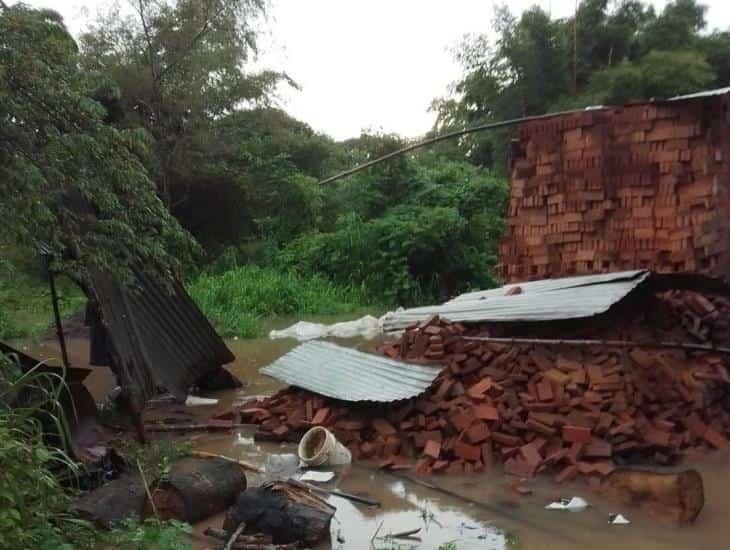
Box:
left=0, top=259, right=85, bottom=340
left=0, top=353, right=90, bottom=549
left=434, top=0, right=730, bottom=169
left=109, top=517, right=191, bottom=550
left=0, top=351, right=192, bottom=549
left=189, top=266, right=369, bottom=337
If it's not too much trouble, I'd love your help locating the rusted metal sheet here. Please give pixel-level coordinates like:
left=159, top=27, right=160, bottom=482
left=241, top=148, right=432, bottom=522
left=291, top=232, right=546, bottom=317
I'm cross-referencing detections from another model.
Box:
left=261, top=340, right=442, bottom=402
left=88, top=267, right=234, bottom=402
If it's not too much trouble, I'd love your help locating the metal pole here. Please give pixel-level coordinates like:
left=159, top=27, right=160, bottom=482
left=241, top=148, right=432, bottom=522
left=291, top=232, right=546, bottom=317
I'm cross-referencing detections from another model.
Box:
left=46, top=262, right=70, bottom=369
left=318, top=106, right=605, bottom=186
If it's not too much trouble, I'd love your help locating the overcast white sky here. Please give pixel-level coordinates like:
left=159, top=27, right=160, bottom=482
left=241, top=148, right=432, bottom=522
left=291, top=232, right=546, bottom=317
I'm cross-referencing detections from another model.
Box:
left=18, top=0, right=730, bottom=140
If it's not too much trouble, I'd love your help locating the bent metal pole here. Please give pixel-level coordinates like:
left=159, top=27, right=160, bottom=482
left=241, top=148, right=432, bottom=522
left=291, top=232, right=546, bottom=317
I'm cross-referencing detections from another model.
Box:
left=318, top=107, right=605, bottom=186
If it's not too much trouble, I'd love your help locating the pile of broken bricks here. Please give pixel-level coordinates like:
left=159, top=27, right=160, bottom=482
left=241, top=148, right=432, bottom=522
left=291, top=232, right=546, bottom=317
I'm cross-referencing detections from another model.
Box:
left=234, top=288, right=730, bottom=488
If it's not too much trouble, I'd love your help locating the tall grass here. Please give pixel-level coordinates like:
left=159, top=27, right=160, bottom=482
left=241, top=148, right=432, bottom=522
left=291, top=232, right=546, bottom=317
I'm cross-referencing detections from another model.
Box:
left=188, top=265, right=370, bottom=337
left=0, top=259, right=85, bottom=340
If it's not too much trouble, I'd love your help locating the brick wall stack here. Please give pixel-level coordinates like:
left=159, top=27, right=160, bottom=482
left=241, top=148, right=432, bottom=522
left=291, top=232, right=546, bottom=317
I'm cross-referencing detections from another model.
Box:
left=233, top=288, right=730, bottom=486
left=497, top=93, right=730, bottom=283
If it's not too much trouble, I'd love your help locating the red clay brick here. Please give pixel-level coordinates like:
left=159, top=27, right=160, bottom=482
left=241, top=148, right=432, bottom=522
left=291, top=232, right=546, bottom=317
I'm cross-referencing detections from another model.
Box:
left=423, top=440, right=441, bottom=460
left=520, top=442, right=543, bottom=467
left=562, top=425, right=592, bottom=443
left=454, top=440, right=482, bottom=462
left=704, top=428, right=729, bottom=449
left=465, top=421, right=491, bottom=444
left=372, top=418, right=397, bottom=436
left=473, top=403, right=500, bottom=421
left=311, top=408, right=330, bottom=425
left=555, top=464, right=578, bottom=483
left=467, top=377, right=494, bottom=398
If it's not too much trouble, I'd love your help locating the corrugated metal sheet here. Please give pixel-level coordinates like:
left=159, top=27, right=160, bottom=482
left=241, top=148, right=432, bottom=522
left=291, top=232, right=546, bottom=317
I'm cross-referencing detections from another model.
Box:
left=261, top=340, right=442, bottom=402
left=669, top=87, right=730, bottom=101
left=446, top=270, right=645, bottom=304
left=382, top=270, right=650, bottom=331
left=89, top=266, right=234, bottom=402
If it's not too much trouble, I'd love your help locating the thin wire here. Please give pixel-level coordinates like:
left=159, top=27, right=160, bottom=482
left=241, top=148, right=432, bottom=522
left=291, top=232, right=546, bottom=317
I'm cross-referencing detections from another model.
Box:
left=318, top=106, right=603, bottom=186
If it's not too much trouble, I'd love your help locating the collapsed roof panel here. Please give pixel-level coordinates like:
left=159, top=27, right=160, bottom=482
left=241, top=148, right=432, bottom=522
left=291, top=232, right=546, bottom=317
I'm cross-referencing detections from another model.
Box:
left=89, top=266, right=234, bottom=402
left=260, top=340, right=442, bottom=402
left=382, top=270, right=650, bottom=331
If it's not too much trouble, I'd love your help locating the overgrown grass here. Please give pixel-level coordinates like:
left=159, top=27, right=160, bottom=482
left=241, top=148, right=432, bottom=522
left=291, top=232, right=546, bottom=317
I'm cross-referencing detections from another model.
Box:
left=0, top=259, right=85, bottom=341
left=188, top=265, right=372, bottom=337
left=0, top=352, right=192, bottom=549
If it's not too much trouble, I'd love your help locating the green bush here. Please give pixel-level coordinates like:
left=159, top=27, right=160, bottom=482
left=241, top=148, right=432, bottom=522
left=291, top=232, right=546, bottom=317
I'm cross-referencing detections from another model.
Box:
left=0, top=353, right=94, bottom=549
left=188, top=265, right=368, bottom=337
left=282, top=160, right=508, bottom=305
left=0, top=259, right=85, bottom=340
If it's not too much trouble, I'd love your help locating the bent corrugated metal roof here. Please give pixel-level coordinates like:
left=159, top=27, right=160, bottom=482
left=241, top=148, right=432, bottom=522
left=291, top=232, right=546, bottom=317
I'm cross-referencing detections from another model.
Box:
left=382, top=270, right=649, bottom=332
left=89, top=266, right=234, bottom=402
left=261, top=340, right=442, bottom=402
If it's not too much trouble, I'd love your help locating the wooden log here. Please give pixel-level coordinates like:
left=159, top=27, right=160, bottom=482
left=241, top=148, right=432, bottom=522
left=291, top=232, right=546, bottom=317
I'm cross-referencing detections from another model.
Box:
left=143, top=457, right=247, bottom=523
left=73, top=473, right=146, bottom=527
left=602, top=469, right=704, bottom=524
left=223, top=480, right=335, bottom=546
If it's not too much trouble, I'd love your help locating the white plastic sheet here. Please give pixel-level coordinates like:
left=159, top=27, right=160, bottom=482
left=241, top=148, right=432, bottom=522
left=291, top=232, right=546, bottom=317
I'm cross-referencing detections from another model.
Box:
left=269, top=314, right=387, bottom=341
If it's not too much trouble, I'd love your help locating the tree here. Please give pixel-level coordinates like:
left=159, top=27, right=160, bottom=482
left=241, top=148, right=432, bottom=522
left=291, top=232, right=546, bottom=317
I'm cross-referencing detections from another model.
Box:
left=0, top=4, right=195, bottom=278
left=437, top=0, right=726, bottom=171
left=78, top=0, right=292, bottom=208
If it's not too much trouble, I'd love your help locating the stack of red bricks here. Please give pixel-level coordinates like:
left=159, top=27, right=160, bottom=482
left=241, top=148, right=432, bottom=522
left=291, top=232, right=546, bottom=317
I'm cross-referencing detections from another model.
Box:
left=238, top=289, right=730, bottom=486
left=497, top=93, right=730, bottom=283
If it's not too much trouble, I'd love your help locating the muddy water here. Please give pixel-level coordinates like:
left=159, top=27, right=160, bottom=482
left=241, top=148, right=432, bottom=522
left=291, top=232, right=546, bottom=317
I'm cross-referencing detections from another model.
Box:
left=24, top=333, right=730, bottom=549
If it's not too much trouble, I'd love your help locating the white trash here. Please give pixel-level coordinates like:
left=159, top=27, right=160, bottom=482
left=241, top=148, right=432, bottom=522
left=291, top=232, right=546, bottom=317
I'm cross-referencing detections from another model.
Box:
left=545, top=496, right=588, bottom=511
left=609, top=513, right=631, bottom=525
left=185, top=395, right=219, bottom=406
left=269, top=314, right=387, bottom=341
left=298, top=426, right=352, bottom=466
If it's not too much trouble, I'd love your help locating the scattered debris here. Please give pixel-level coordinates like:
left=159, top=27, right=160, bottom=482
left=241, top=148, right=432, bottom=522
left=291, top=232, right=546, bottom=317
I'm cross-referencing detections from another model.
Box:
left=300, top=470, right=335, bottom=482
left=143, top=457, right=247, bottom=523
left=545, top=496, right=589, bottom=511
left=509, top=479, right=532, bottom=496
left=609, top=513, right=631, bottom=525
left=223, top=480, right=335, bottom=546
left=204, top=527, right=303, bottom=549
left=602, top=469, right=704, bottom=524
left=185, top=395, right=219, bottom=406
left=190, top=450, right=263, bottom=473
left=292, top=478, right=381, bottom=507
left=242, top=284, right=730, bottom=488
left=298, top=426, right=352, bottom=466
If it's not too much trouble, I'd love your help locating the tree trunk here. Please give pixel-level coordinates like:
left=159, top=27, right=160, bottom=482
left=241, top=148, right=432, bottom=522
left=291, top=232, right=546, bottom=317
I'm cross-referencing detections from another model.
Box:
left=223, top=480, right=335, bottom=546
left=144, top=457, right=247, bottom=523
left=73, top=473, right=146, bottom=527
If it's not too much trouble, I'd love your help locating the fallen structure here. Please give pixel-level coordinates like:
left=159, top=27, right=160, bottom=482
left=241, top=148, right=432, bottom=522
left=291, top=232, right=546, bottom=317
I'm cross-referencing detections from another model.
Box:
left=498, top=87, right=730, bottom=282
left=239, top=272, right=730, bottom=490
left=87, top=266, right=235, bottom=402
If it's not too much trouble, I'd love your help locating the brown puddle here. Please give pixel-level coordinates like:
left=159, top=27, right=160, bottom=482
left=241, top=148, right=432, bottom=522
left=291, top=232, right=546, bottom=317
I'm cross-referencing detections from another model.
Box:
left=22, top=333, right=730, bottom=549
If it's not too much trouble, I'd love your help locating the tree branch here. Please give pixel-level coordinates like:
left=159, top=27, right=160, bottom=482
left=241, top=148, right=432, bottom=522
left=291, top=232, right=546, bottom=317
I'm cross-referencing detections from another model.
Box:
left=134, top=0, right=159, bottom=83
left=155, top=0, right=225, bottom=83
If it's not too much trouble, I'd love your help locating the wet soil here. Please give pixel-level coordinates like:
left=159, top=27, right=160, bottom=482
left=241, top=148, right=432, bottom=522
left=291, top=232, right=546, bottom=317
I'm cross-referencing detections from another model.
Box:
left=22, top=333, right=730, bottom=550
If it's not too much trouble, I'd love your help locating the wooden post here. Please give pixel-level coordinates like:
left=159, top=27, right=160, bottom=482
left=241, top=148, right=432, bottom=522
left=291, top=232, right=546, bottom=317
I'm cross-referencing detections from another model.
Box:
left=46, top=261, right=70, bottom=369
